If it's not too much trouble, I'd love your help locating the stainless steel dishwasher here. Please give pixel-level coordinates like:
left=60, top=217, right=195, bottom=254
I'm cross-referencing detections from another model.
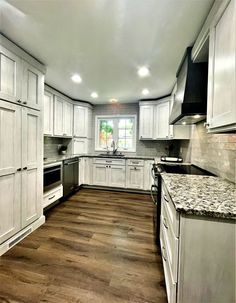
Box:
left=63, top=157, right=79, bottom=198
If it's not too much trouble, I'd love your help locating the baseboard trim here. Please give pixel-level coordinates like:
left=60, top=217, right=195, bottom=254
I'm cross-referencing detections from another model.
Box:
left=0, top=215, right=45, bottom=256
left=81, top=185, right=151, bottom=194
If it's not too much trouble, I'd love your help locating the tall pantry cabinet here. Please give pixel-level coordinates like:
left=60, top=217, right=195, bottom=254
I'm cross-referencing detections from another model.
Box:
left=0, top=34, right=46, bottom=256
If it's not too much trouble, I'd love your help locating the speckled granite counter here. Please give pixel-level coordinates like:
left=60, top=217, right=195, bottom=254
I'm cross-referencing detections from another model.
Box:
left=161, top=174, right=236, bottom=220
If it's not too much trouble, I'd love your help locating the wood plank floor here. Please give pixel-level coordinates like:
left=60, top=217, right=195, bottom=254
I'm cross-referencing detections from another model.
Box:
left=0, top=189, right=167, bottom=303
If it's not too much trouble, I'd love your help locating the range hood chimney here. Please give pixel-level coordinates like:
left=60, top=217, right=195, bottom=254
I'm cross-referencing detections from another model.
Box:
left=169, top=47, right=208, bottom=125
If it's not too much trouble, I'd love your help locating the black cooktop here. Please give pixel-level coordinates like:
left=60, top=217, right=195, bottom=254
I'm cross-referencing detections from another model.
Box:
left=159, top=164, right=215, bottom=176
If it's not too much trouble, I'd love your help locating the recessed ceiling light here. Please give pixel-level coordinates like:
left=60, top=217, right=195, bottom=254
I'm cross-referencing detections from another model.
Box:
left=109, top=98, right=118, bottom=103
left=91, top=92, right=98, bottom=98
left=193, top=114, right=201, bottom=119
left=182, top=121, right=187, bottom=125
left=142, top=89, right=150, bottom=96
left=138, top=66, right=150, bottom=77
left=71, top=74, right=82, bottom=83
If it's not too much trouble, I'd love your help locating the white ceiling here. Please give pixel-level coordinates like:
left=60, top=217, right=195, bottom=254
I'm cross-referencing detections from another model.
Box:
left=0, top=0, right=214, bottom=104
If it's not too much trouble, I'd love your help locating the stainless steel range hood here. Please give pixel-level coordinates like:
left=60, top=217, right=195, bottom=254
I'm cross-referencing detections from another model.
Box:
left=169, top=47, right=208, bottom=125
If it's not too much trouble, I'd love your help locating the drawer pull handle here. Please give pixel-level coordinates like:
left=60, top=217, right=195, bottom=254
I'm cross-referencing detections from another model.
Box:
left=163, top=217, right=168, bottom=229
left=49, top=195, right=55, bottom=200
left=106, top=160, right=112, bottom=163
left=163, top=194, right=169, bottom=203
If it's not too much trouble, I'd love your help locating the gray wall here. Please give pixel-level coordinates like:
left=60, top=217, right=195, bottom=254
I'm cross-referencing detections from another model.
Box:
left=91, top=103, right=180, bottom=157
left=180, top=122, right=236, bottom=183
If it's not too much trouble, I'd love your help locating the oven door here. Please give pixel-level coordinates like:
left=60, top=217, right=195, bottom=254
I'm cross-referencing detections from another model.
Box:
left=44, top=163, right=62, bottom=192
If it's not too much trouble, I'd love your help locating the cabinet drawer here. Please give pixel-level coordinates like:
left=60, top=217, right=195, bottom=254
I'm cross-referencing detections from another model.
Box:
left=161, top=207, right=179, bottom=283
left=43, top=185, right=63, bottom=208
left=162, top=183, right=180, bottom=237
left=93, top=158, right=125, bottom=166
left=127, top=159, right=144, bottom=166
left=160, top=227, right=177, bottom=303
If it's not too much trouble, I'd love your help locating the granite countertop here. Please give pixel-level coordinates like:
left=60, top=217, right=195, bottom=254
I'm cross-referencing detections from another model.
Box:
left=44, top=154, right=156, bottom=165
left=162, top=173, right=236, bottom=220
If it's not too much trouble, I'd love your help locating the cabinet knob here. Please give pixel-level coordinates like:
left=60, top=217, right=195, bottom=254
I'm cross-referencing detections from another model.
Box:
left=17, top=99, right=21, bottom=103
left=23, top=167, right=27, bottom=170
left=23, top=101, right=27, bottom=105
left=16, top=168, right=21, bottom=172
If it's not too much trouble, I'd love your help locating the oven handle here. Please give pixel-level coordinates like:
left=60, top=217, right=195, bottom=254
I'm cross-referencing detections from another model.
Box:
left=44, top=168, right=61, bottom=174
left=150, top=185, right=158, bottom=205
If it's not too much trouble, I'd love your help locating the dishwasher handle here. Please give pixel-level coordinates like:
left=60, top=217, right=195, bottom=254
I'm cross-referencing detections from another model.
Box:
left=64, top=161, right=79, bottom=166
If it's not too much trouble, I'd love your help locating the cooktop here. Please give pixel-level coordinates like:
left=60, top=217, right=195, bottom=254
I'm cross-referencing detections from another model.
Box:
left=158, top=164, right=216, bottom=176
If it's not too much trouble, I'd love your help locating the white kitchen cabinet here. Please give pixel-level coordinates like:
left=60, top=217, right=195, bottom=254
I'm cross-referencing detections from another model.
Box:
left=126, top=165, right=144, bottom=189
left=83, top=157, right=92, bottom=185
left=139, top=105, right=154, bottom=139
left=0, top=100, right=43, bottom=247
left=72, top=138, right=90, bottom=154
left=43, top=184, right=63, bottom=209
left=21, top=107, right=42, bottom=227
left=109, top=165, right=126, bottom=188
left=155, top=101, right=170, bottom=139
left=63, top=101, right=73, bottom=136
left=53, top=96, right=64, bottom=136
left=0, top=45, right=22, bottom=104
left=93, top=164, right=108, bottom=186
left=22, top=60, right=44, bottom=111
left=54, top=96, right=73, bottom=137
left=160, top=182, right=235, bottom=303
left=74, top=105, right=92, bottom=138
left=207, top=0, right=236, bottom=132
left=0, top=101, right=21, bottom=244
left=43, top=90, right=54, bottom=135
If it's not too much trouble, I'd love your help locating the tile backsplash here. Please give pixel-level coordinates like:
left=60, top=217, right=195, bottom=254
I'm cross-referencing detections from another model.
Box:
left=44, top=137, right=72, bottom=159
left=180, top=122, right=236, bottom=183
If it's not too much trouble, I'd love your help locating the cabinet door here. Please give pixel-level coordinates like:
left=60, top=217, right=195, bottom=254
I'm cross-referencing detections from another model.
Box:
left=144, top=160, right=154, bottom=191
left=93, top=164, right=108, bottom=186
left=208, top=0, right=236, bottom=130
left=43, top=91, right=54, bottom=135
left=21, top=108, right=43, bottom=228
left=126, top=166, right=144, bottom=189
left=0, top=101, right=21, bottom=244
left=0, top=46, right=22, bottom=103
left=109, top=165, right=126, bottom=188
left=155, top=102, right=170, bottom=139
left=54, top=96, right=64, bottom=136
left=74, top=105, right=88, bottom=137
left=22, top=61, right=44, bottom=110
left=73, top=138, right=88, bottom=155
left=63, top=101, right=73, bottom=137
left=78, top=158, right=84, bottom=185
left=139, top=105, right=154, bottom=139
left=84, top=158, right=92, bottom=185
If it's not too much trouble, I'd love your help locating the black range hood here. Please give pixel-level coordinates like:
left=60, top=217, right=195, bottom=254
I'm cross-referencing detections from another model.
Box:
left=169, top=47, right=208, bottom=125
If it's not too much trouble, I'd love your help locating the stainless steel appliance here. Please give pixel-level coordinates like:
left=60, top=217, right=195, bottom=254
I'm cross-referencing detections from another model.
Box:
left=44, top=162, right=63, bottom=192
left=63, top=157, right=79, bottom=197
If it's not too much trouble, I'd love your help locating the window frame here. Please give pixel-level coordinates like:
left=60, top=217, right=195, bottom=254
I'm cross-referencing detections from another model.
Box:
left=95, top=115, right=137, bottom=152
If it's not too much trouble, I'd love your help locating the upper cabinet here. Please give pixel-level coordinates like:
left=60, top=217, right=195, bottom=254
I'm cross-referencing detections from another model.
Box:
left=43, top=90, right=54, bottom=136
left=139, top=97, right=191, bottom=140
left=54, top=96, right=73, bottom=137
left=74, top=105, right=92, bottom=138
left=207, top=0, right=236, bottom=133
left=0, top=39, right=45, bottom=111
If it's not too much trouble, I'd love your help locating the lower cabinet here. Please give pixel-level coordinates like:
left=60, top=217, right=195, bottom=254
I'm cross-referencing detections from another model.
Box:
left=160, top=182, right=235, bottom=303
left=43, top=185, right=63, bottom=208
left=93, top=163, right=126, bottom=188
left=126, top=166, right=144, bottom=189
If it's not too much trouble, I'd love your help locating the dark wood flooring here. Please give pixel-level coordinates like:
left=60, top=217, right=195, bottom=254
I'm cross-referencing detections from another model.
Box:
left=0, top=189, right=167, bottom=303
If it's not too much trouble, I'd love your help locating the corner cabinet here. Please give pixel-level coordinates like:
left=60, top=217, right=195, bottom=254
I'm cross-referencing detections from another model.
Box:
left=43, top=90, right=54, bottom=135
left=207, top=0, right=236, bottom=132
left=74, top=105, right=92, bottom=138
left=54, top=96, right=73, bottom=137
left=139, top=105, right=154, bottom=139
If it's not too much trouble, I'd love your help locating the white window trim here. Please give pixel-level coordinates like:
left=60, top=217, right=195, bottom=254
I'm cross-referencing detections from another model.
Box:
left=95, top=115, right=137, bottom=153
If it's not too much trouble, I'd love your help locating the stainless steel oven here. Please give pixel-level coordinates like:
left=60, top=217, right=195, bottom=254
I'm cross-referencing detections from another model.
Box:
left=44, top=162, right=62, bottom=192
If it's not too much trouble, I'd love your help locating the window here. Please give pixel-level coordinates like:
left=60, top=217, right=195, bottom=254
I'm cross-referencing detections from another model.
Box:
left=95, top=115, right=136, bottom=152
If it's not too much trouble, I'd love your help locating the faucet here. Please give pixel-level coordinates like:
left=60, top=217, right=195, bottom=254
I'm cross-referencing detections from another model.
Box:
left=111, top=140, right=118, bottom=154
